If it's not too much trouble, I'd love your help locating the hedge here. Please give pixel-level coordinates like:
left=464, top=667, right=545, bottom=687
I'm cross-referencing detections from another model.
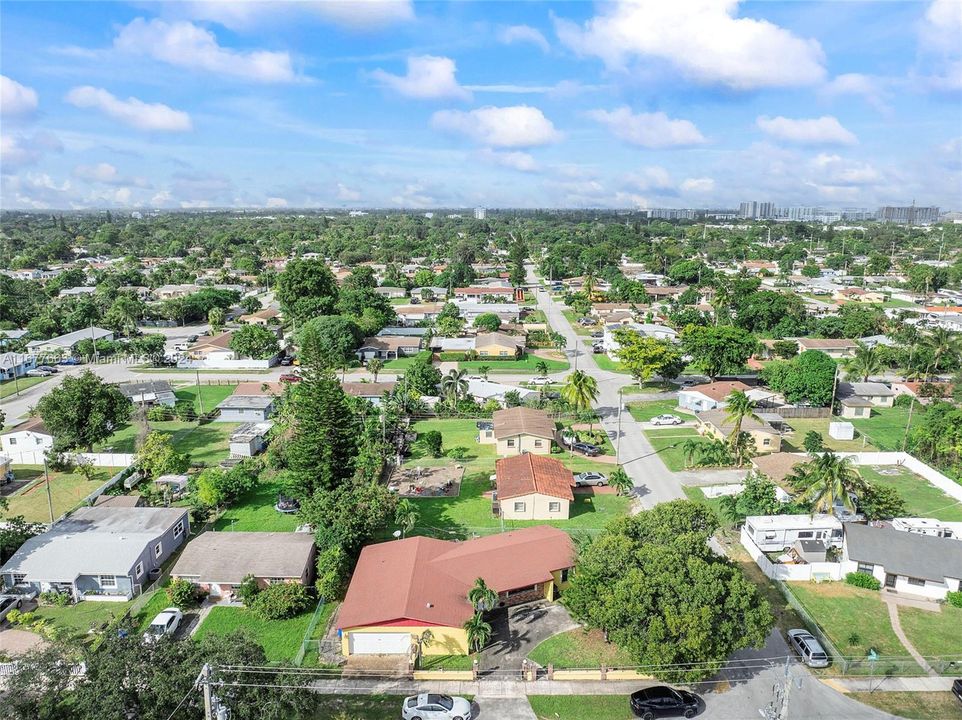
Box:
left=845, top=572, right=882, bottom=591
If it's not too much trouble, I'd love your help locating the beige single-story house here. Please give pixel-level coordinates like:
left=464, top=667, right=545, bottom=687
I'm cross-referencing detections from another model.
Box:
left=475, top=332, right=524, bottom=359
left=495, top=453, right=574, bottom=520
left=696, top=410, right=782, bottom=454
left=479, top=406, right=557, bottom=456
left=795, top=338, right=858, bottom=359
left=836, top=382, right=895, bottom=419
left=355, top=335, right=422, bottom=361
left=238, top=307, right=280, bottom=325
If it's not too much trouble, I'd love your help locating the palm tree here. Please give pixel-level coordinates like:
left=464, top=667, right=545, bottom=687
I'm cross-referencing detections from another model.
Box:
left=395, top=499, right=419, bottom=538
left=790, top=451, right=864, bottom=514
left=463, top=612, right=493, bottom=653
left=583, top=271, right=596, bottom=301
left=608, top=467, right=633, bottom=496
left=467, top=577, right=498, bottom=613
left=927, top=328, right=959, bottom=377
left=724, top=391, right=760, bottom=449
left=535, top=360, right=549, bottom=377
left=845, top=343, right=883, bottom=382
left=561, top=370, right=599, bottom=429
left=680, top=438, right=703, bottom=469
left=729, top=431, right=757, bottom=467
left=440, top=368, right=468, bottom=406
left=478, top=365, right=490, bottom=381
left=367, top=357, right=384, bottom=383
left=718, top=494, right=744, bottom=525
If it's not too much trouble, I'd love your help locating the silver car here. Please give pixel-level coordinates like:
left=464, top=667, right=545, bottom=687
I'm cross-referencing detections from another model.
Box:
left=788, top=629, right=830, bottom=668
left=574, top=471, right=608, bottom=487
left=402, top=693, right=472, bottom=720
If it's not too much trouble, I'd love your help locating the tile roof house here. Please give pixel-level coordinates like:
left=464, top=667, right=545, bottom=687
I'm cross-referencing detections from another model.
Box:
left=475, top=332, right=524, bottom=358
left=479, top=407, right=557, bottom=457
left=337, top=526, right=575, bottom=656
left=697, top=409, right=781, bottom=454
left=842, top=523, right=962, bottom=601
left=495, top=454, right=574, bottom=520
left=341, top=381, right=398, bottom=406
left=795, top=338, right=858, bottom=359
left=355, top=335, right=423, bottom=361
left=678, top=381, right=750, bottom=413
left=171, top=531, right=316, bottom=600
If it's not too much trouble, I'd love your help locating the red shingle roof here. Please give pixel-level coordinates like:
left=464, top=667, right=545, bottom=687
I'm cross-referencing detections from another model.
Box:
left=685, top=380, right=750, bottom=402
left=496, top=454, right=574, bottom=501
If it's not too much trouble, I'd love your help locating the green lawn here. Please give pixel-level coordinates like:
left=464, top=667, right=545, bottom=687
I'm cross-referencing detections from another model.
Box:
left=592, top=353, right=629, bottom=373
left=383, top=350, right=432, bottom=370
left=458, top=353, right=569, bottom=374
left=528, top=628, right=633, bottom=669
left=132, top=589, right=173, bottom=633
left=781, top=417, right=875, bottom=453
left=0, top=375, right=49, bottom=398
left=851, top=406, right=917, bottom=451
left=849, top=692, right=962, bottom=720
left=309, top=695, right=408, bottom=720
left=33, top=600, right=130, bottom=639
left=418, top=654, right=476, bottom=670
left=683, top=486, right=729, bottom=526
left=620, top=382, right=675, bottom=395
left=626, top=399, right=685, bottom=422
left=561, top=309, right=594, bottom=336
left=97, top=420, right=239, bottom=466
left=529, top=696, right=635, bottom=720
left=3, top=466, right=123, bottom=523
left=642, top=427, right=709, bottom=472
left=300, top=601, right=339, bottom=667
left=194, top=605, right=314, bottom=663
left=174, top=383, right=237, bottom=415
left=897, top=604, right=962, bottom=658
left=857, top=466, right=962, bottom=521
left=214, top=475, right=300, bottom=532
left=787, top=582, right=908, bottom=658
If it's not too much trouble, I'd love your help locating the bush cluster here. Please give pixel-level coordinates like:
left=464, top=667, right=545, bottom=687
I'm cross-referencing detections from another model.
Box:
left=845, top=572, right=881, bottom=591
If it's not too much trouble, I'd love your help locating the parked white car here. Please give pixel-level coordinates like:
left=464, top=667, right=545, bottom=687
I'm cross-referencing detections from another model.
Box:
left=574, top=471, right=608, bottom=487
left=144, top=607, right=183, bottom=642
left=527, top=376, right=552, bottom=386
left=402, top=694, right=473, bottom=720
left=650, top=414, right=683, bottom=426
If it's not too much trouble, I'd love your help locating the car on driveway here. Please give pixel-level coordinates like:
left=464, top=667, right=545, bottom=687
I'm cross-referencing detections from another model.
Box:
left=144, top=608, right=182, bottom=642
left=402, top=694, right=472, bottom=720
left=279, top=373, right=302, bottom=383
left=574, top=471, right=608, bottom=487
left=37, top=365, right=58, bottom=373
left=630, top=686, right=701, bottom=719
left=952, top=678, right=962, bottom=705
left=570, top=441, right=601, bottom=457
left=280, top=355, right=295, bottom=366
left=650, top=414, right=683, bottom=426
left=26, top=368, right=54, bottom=377
left=788, top=629, right=830, bottom=668
left=528, top=376, right=552, bottom=386
left=57, top=357, right=81, bottom=365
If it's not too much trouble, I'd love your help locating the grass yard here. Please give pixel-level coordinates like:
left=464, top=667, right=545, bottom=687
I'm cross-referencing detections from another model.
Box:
left=858, top=466, right=962, bottom=522
left=132, top=589, right=172, bottom=633
left=529, top=696, right=636, bottom=720
left=620, top=381, right=675, bottom=395
left=409, top=418, right=496, bottom=472
left=214, top=475, right=300, bottom=532
left=97, top=420, right=239, bottom=466
left=418, top=654, right=476, bottom=670
left=851, top=406, right=916, bottom=452
left=897, top=604, right=962, bottom=659
left=781, top=417, right=875, bottom=453
left=528, top=628, right=633, bottom=669
left=458, top=353, right=569, bottom=374
left=174, top=383, right=237, bottom=415
left=33, top=600, right=130, bottom=639
left=383, top=350, right=432, bottom=370
left=3, top=465, right=123, bottom=523
left=308, top=695, right=410, bottom=720
left=193, top=605, right=313, bottom=663
left=626, top=399, right=685, bottom=422
left=643, top=427, right=710, bottom=472
left=561, top=309, right=594, bottom=336
left=592, top=353, right=629, bottom=373
left=849, top=692, right=962, bottom=720
left=683, top=486, right=729, bottom=526
left=300, top=601, right=339, bottom=667
left=786, top=582, right=908, bottom=659
left=0, top=375, right=49, bottom=398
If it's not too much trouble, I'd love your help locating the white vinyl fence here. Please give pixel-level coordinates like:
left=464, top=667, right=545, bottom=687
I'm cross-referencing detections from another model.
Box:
left=6, top=450, right=135, bottom=467
left=740, top=527, right=843, bottom=582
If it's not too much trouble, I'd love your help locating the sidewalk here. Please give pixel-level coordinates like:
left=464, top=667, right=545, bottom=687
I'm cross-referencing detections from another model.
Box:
left=822, top=676, right=957, bottom=693
left=309, top=677, right=651, bottom=696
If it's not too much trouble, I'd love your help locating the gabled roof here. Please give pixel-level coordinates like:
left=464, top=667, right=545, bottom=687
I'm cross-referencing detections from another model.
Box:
left=496, top=454, right=574, bottom=501
left=796, top=338, right=857, bottom=349
left=341, top=381, right=397, bottom=397
left=188, top=331, right=233, bottom=352
left=1, top=416, right=51, bottom=437
left=338, top=526, right=574, bottom=630
left=683, top=380, right=750, bottom=402
left=837, top=381, right=895, bottom=398
left=752, top=452, right=808, bottom=484
left=358, top=336, right=422, bottom=351
left=845, top=522, right=962, bottom=582
left=171, top=531, right=315, bottom=584
left=117, top=380, right=174, bottom=398
left=492, top=407, right=556, bottom=440
left=698, top=409, right=777, bottom=437
left=476, top=332, right=523, bottom=349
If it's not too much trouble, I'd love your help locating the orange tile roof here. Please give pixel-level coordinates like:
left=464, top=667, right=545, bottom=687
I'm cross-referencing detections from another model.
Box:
left=496, top=454, right=574, bottom=501
left=685, top=380, right=750, bottom=402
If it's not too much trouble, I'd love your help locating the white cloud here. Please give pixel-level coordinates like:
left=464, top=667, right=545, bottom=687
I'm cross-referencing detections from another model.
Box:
left=431, top=105, right=562, bottom=148
left=1, top=75, right=39, bottom=117
left=1, top=131, right=62, bottom=171
left=336, top=183, right=362, bottom=201
left=587, top=107, right=705, bottom=148
left=624, top=166, right=674, bottom=192
left=555, top=0, right=825, bottom=89
left=114, top=18, right=296, bottom=83
left=822, top=74, right=891, bottom=113
left=65, top=86, right=192, bottom=132
left=680, top=177, right=715, bottom=193
left=756, top=115, right=857, bottom=145
left=479, top=148, right=540, bottom=172
left=73, top=163, right=120, bottom=183
left=810, top=153, right=883, bottom=186
left=390, top=183, right=436, bottom=208
left=265, top=197, right=288, bottom=208
left=917, top=0, right=962, bottom=91
left=172, top=1, right=414, bottom=31
left=498, top=25, right=550, bottom=53
left=371, top=56, right=471, bottom=100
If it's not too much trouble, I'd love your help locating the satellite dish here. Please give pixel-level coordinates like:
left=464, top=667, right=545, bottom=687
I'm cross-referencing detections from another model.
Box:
left=393, top=530, right=402, bottom=539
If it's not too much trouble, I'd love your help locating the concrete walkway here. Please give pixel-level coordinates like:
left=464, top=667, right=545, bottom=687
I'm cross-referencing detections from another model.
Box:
left=822, top=675, right=958, bottom=693
left=883, top=598, right=938, bottom=676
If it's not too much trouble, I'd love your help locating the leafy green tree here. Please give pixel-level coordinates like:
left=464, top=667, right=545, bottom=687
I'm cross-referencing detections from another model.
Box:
left=681, top=325, right=758, bottom=380
left=0, top=514, right=45, bottom=564
left=315, top=544, right=350, bottom=600
left=229, top=324, right=279, bottom=360
left=473, top=313, right=502, bottom=332
left=614, top=331, right=684, bottom=385
left=299, top=480, right=398, bottom=556
left=608, top=467, right=633, bottom=496
left=844, top=342, right=883, bottom=382
left=395, top=498, right=420, bottom=538
left=858, top=482, right=907, bottom=520
left=276, top=258, right=339, bottom=322
left=240, top=295, right=263, bottom=314
left=724, top=391, right=759, bottom=448
left=771, top=340, right=799, bottom=359
left=790, top=452, right=864, bottom=514
left=103, top=293, right=145, bottom=336
left=249, top=582, right=312, bottom=620
left=402, top=355, right=441, bottom=395
left=421, top=430, right=443, bottom=458
left=440, top=368, right=468, bottom=406
left=761, top=350, right=836, bottom=407
left=803, top=431, right=824, bottom=453
left=336, top=266, right=396, bottom=335
left=37, top=370, right=131, bottom=452
left=367, top=357, right=384, bottom=382
left=297, top=315, right=362, bottom=369
left=137, top=432, right=190, bottom=479
left=207, top=306, right=226, bottom=332
left=535, top=360, right=549, bottom=377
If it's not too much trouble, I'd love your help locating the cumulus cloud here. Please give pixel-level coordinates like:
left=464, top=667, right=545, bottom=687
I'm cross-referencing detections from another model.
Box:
left=917, top=0, right=962, bottom=91
left=624, top=166, right=674, bottom=192
left=555, top=0, right=825, bottom=90
left=172, top=1, right=414, bottom=31
left=479, top=148, right=540, bottom=172
left=680, top=177, right=716, bottom=193
left=114, top=18, right=296, bottom=83
left=822, top=74, right=891, bottom=113
left=265, top=197, right=288, bottom=208
left=1, top=75, right=39, bottom=117
left=73, top=162, right=150, bottom=188
left=65, top=86, right=192, bottom=132
left=498, top=25, right=550, bottom=52
left=587, top=107, right=705, bottom=148
left=810, top=153, right=883, bottom=185
left=756, top=115, right=857, bottom=145
left=371, top=56, right=471, bottom=100
left=431, top=105, right=562, bottom=148
left=390, top=183, right=437, bottom=208
left=1, top=131, right=62, bottom=171
left=336, top=183, right=362, bottom=201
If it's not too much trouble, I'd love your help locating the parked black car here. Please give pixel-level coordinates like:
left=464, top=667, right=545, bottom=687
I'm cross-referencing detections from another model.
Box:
left=280, top=355, right=295, bottom=366
left=571, top=441, right=601, bottom=457
left=952, top=678, right=962, bottom=705
left=630, top=686, right=701, bottom=719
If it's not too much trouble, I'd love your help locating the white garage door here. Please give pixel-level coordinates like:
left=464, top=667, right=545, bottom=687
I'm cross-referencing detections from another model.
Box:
left=349, top=632, right=411, bottom=655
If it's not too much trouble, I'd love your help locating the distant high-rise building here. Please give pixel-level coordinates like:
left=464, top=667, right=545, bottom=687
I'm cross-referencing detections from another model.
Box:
left=739, top=201, right=774, bottom=219
left=841, top=207, right=873, bottom=221
left=877, top=206, right=940, bottom=225
left=649, top=208, right=696, bottom=220
left=474, top=207, right=486, bottom=220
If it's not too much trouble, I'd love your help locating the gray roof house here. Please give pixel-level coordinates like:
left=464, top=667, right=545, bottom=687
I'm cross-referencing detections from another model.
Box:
left=843, top=522, right=962, bottom=601
left=215, top=395, right=275, bottom=423
left=26, top=327, right=113, bottom=355
left=118, top=380, right=177, bottom=406
left=0, top=506, right=189, bottom=601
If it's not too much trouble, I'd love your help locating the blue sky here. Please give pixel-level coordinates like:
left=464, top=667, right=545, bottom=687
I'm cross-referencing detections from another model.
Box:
left=1, top=0, right=960, bottom=210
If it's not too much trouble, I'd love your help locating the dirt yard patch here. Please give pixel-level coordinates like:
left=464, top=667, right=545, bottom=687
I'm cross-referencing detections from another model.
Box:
left=388, top=463, right=464, bottom=499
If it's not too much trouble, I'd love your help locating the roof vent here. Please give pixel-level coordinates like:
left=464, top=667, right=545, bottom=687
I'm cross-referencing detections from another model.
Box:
left=426, top=602, right=433, bottom=608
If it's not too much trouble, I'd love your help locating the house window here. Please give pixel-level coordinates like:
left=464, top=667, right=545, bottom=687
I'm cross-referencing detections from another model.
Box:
left=798, top=531, right=813, bottom=539
left=513, top=501, right=526, bottom=512
left=763, top=438, right=771, bottom=446
left=907, top=577, right=926, bottom=587
left=549, top=501, right=561, bottom=513
left=8, top=437, right=15, bottom=445
left=534, top=439, right=543, bottom=448
left=560, top=568, right=570, bottom=583
left=173, top=521, right=184, bottom=539
left=506, top=439, right=515, bottom=447
left=857, top=562, right=874, bottom=575
left=154, top=542, right=163, bottom=558
left=10, top=573, right=26, bottom=585
left=100, top=575, right=117, bottom=589
left=135, top=562, right=144, bottom=578
left=764, top=533, right=777, bottom=540
left=267, top=577, right=286, bottom=584
left=499, top=351, right=508, bottom=357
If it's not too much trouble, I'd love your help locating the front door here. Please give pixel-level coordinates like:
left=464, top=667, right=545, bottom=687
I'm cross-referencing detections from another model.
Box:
left=884, top=573, right=897, bottom=588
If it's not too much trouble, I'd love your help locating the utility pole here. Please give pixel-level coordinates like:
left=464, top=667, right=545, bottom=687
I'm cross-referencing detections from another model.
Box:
left=43, top=457, right=54, bottom=524
left=196, top=367, right=204, bottom=419
left=200, top=664, right=213, bottom=720
left=616, top=387, right=623, bottom=460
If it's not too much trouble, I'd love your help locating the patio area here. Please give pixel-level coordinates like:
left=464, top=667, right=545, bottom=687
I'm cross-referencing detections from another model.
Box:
left=388, top=463, right=464, bottom=499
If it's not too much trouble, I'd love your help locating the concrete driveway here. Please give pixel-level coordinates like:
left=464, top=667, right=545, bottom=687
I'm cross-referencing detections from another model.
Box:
left=481, top=601, right=579, bottom=673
